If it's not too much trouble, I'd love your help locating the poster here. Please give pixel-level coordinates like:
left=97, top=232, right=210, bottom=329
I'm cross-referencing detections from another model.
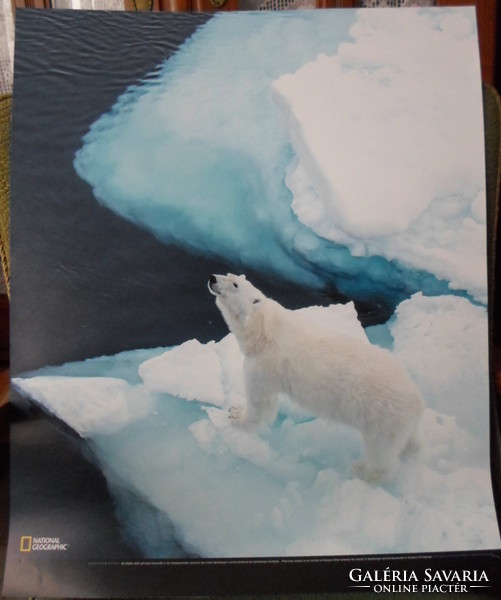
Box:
left=4, top=6, right=501, bottom=597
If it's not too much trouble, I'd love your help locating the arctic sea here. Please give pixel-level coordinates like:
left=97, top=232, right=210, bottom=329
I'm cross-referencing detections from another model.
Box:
left=9, top=7, right=500, bottom=563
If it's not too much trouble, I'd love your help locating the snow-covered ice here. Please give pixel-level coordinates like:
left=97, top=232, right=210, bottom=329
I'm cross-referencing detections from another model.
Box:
left=74, top=7, right=486, bottom=304
left=13, top=297, right=500, bottom=558
left=273, top=9, right=486, bottom=301
left=390, top=293, right=489, bottom=440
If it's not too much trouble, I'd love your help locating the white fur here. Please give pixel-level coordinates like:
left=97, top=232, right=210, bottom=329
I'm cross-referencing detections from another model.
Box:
left=208, top=273, right=424, bottom=481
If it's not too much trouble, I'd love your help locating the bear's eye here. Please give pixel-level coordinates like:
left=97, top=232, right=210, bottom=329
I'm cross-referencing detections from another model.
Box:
left=233, top=282, right=238, bottom=288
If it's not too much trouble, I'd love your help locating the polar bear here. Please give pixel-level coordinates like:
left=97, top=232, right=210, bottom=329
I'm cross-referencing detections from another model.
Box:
left=208, top=273, right=424, bottom=482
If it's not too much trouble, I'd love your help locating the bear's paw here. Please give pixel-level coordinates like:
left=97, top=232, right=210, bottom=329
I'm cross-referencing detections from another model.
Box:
left=351, top=460, right=396, bottom=484
left=228, top=405, right=246, bottom=421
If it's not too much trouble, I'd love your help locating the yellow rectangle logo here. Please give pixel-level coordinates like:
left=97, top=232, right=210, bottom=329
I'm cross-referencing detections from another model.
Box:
left=20, top=536, right=32, bottom=552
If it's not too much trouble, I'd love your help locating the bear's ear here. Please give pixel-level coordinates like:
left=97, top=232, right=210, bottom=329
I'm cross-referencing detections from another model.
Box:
left=239, top=274, right=247, bottom=280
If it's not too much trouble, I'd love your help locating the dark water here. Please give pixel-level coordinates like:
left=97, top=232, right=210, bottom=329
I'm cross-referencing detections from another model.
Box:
left=11, top=9, right=216, bottom=375
left=4, top=395, right=142, bottom=597
left=7, top=11, right=221, bottom=595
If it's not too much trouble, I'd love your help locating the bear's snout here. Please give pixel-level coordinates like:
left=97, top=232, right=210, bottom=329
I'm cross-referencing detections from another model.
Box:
left=208, top=274, right=220, bottom=296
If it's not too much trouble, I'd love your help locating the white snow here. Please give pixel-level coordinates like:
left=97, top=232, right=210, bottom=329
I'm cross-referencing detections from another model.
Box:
left=390, top=293, right=489, bottom=439
left=272, top=8, right=486, bottom=301
left=139, top=339, right=228, bottom=407
left=12, top=298, right=500, bottom=557
left=14, top=376, right=153, bottom=437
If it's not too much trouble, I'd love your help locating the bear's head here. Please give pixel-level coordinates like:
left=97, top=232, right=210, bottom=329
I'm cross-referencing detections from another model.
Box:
left=208, top=273, right=265, bottom=335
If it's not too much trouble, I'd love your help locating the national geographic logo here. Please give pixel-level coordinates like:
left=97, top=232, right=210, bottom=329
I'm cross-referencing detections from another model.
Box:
left=20, top=536, right=69, bottom=552
left=19, top=536, right=31, bottom=552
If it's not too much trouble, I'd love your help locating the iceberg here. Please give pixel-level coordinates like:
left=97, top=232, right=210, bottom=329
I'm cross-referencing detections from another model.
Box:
left=13, top=297, right=500, bottom=558
left=74, top=7, right=486, bottom=306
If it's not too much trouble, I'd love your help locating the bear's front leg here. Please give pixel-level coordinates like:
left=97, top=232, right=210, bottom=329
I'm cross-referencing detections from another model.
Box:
left=229, top=363, right=279, bottom=428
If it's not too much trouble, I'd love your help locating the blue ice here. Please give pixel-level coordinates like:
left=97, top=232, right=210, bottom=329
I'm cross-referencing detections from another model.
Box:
left=74, top=11, right=463, bottom=306
left=12, top=295, right=499, bottom=558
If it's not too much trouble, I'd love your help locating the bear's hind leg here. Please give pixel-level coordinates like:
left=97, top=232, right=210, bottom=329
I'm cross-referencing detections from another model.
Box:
left=352, top=458, right=397, bottom=484
left=353, top=431, right=406, bottom=483
left=400, top=424, right=421, bottom=458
